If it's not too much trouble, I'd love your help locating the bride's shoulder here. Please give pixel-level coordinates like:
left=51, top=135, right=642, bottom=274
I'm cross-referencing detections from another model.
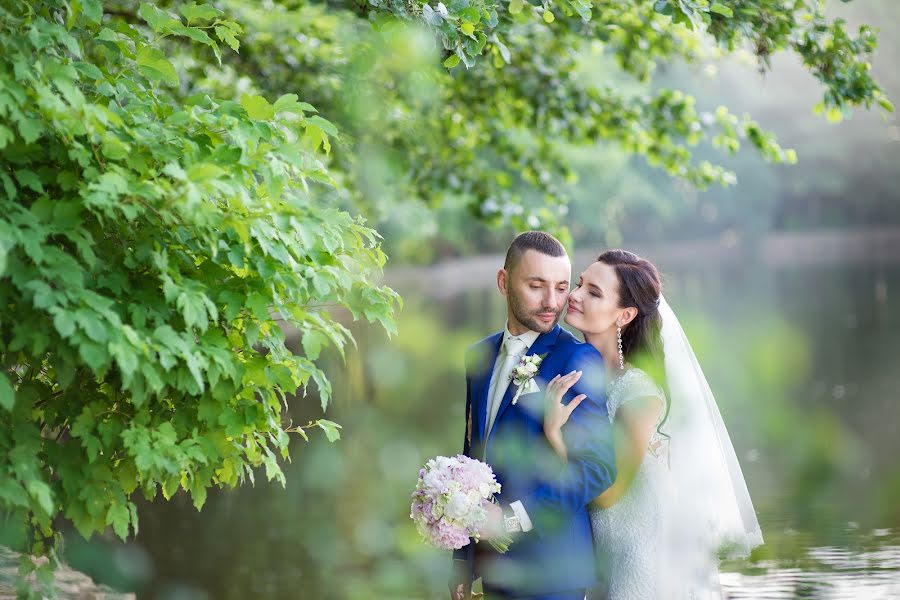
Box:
left=611, top=367, right=664, bottom=400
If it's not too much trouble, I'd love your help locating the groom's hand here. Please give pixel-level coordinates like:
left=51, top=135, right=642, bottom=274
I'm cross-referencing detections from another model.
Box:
left=448, top=581, right=469, bottom=600
left=480, top=502, right=505, bottom=541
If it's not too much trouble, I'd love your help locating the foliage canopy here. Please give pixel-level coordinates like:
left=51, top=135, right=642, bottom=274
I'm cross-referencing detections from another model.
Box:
left=0, top=0, right=397, bottom=590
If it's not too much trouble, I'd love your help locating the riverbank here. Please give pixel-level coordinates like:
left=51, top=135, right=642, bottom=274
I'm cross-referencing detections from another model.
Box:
left=386, top=226, right=900, bottom=298
left=0, top=547, right=133, bottom=600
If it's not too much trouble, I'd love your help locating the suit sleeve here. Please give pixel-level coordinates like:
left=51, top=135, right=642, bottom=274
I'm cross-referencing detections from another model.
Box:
left=517, top=344, right=617, bottom=535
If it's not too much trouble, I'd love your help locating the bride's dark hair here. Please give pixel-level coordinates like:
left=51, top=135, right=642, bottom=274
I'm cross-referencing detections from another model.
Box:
left=597, top=249, right=669, bottom=420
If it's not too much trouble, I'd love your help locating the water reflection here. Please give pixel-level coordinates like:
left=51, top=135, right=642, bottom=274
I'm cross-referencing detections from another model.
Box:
left=722, top=529, right=900, bottom=598
left=57, top=256, right=900, bottom=598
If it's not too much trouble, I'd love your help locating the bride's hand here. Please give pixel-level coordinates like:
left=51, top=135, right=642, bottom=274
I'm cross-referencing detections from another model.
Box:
left=543, top=370, right=586, bottom=435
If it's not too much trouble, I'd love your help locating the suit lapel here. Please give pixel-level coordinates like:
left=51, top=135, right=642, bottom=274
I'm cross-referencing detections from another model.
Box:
left=490, top=324, right=562, bottom=436
left=472, top=333, right=503, bottom=447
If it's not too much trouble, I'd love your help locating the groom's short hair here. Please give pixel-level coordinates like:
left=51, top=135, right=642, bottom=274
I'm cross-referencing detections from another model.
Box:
left=504, top=231, right=567, bottom=272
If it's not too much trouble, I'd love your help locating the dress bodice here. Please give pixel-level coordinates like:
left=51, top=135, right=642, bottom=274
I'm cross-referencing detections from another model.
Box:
left=589, top=367, right=680, bottom=599
left=589, top=369, right=726, bottom=600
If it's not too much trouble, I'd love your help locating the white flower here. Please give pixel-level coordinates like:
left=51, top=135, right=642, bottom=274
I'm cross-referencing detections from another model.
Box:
left=423, top=469, right=445, bottom=491
left=433, top=456, right=453, bottom=471
left=510, top=353, right=546, bottom=405
left=445, top=491, right=471, bottom=519
left=468, top=502, right=486, bottom=525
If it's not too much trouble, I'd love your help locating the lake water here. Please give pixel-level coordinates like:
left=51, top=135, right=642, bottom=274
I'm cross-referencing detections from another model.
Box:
left=63, top=248, right=900, bottom=599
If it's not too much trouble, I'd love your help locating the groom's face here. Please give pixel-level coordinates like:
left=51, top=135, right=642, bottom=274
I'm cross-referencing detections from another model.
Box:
left=500, top=250, right=571, bottom=334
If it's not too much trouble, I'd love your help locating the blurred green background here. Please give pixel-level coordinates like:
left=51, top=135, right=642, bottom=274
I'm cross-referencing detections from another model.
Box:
left=12, top=0, right=900, bottom=598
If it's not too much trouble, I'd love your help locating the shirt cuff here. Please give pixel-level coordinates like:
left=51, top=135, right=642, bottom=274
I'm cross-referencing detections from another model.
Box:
left=509, top=500, right=533, bottom=533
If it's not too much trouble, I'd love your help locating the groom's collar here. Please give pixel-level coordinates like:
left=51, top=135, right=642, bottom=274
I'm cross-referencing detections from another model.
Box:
left=496, top=322, right=562, bottom=355
left=501, top=321, right=541, bottom=351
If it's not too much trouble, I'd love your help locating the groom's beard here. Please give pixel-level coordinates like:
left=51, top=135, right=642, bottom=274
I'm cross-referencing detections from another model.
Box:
left=509, top=293, right=561, bottom=333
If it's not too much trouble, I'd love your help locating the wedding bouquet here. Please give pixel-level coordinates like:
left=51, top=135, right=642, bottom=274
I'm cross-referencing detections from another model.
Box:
left=410, top=454, right=510, bottom=552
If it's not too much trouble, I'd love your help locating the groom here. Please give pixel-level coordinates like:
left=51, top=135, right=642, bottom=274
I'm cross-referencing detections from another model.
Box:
left=450, top=232, right=616, bottom=600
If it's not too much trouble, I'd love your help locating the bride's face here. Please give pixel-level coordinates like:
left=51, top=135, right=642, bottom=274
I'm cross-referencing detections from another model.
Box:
left=565, top=262, right=630, bottom=336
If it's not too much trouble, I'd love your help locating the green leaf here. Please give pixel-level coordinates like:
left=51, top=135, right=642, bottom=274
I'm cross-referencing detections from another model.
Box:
left=139, top=3, right=176, bottom=32
left=709, top=3, right=733, bottom=18
left=273, top=93, right=316, bottom=114
left=17, top=118, right=44, bottom=144
left=180, top=2, right=222, bottom=23
left=106, top=503, right=130, bottom=539
left=316, top=419, right=342, bottom=442
left=0, top=125, right=13, bottom=148
left=26, top=281, right=54, bottom=308
left=443, top=54, right=461, bottom=69
left=246, top=293, right=270, bottom=321
left=305, top=115, right=339, bottom=137
left=460, top=22, right=475, bottom=36
left=111, top=343, right=139, bottom=378
left=241, top=94, right=275, bottom=121
left=302, top=330, right=328, bottom=361
left=653, top=0, right=672, bottom=14
left=26, top=481, right=54, bottom=516
left=102, top=137, right=130, bottom=160
left=571, top=0, right=591, bottom=20
left=0, top=480, right=29, bottom=507
left=136, top=47, right=179, bottom=86
left=0, top=172, right=16, bottom=200
left=214, top=25, right=240, bottom=52
left=53, top=310, right=76, bottom=338
left=96, top=27, right=118, bottom=43
left=73, top=61, right=104, bottom=80
left=79, top=0, right=103, bottom=24
left=15, top=169, right=44, bottom=193
left=304, top=124, right=331, bottom=155
left=79, top=342, right=109, bottom=372
left=169, top=24, right=215, bottom=46
left=186, top=163, right=226, bottom=181
left=190, top=478, right=208, bottom=510
left=542, top=10, right=555, bottom=23
left=508, top=0, right=524, bottom=15
left=178, top=292, right=209, bottom=331
left=76, top=311, right=108, bottom=343
left=0, top=373, right=15, bottom=411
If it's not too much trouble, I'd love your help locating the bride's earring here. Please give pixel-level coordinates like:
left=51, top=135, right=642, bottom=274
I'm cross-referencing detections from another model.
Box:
left=617, top=326, right=624, bottom=370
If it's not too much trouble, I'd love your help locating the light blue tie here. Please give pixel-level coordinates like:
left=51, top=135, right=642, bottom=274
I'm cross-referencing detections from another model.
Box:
left=486, top=336, right=528, bottom=437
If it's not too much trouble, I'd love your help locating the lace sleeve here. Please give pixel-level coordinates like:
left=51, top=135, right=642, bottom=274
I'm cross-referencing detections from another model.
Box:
left=609, top=368, right=666, bottom=423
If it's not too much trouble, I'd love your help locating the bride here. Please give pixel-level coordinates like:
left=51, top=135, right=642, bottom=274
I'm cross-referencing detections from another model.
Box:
left=542, top=249, right=763, bottom=599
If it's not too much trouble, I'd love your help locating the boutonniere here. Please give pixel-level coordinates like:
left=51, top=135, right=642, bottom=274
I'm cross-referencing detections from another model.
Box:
left=510, top=353, right=546, bottom=405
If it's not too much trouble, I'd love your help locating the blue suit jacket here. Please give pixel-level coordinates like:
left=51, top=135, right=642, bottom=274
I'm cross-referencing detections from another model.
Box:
left=452, top=324, right=616, bottom=595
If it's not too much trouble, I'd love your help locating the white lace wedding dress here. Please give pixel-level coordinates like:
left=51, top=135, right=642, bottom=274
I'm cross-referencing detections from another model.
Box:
left=587, top=367, right=721, bottom=600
